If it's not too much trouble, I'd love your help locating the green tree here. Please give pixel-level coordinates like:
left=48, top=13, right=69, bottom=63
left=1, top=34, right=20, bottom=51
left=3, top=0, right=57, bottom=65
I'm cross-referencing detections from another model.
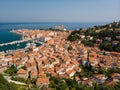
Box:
left=0, top=74, right=17, bottom=90
left=49, top=77, right=68, bottom=90
left=4, top=65, right=18, bottom=76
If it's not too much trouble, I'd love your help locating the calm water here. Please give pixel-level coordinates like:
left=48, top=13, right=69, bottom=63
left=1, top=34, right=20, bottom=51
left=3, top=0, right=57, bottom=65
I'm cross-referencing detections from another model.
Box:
left=0, top=22, right=108, bottom=52
left=0, top=41, right=41, bottom=52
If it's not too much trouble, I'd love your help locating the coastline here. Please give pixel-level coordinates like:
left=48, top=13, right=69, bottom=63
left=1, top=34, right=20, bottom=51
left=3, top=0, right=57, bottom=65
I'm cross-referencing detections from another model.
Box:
left=10, top=30, right=23, bottom=38
left=0, top=30, right=26, bottom=47
left=0, top=29, right=42, bottom=52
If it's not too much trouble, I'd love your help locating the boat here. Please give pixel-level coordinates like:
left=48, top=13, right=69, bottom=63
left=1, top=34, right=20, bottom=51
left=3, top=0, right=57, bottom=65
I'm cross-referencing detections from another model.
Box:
left=17, top=44, right=20, bottom=46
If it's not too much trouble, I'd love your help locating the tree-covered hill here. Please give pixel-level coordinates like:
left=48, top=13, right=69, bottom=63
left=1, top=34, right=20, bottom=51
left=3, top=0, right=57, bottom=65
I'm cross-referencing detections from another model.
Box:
left=67, top=21, right=120, bottom=52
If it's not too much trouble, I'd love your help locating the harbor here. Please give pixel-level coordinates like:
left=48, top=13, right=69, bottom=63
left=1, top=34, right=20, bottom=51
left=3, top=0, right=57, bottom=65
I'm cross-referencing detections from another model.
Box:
left=0, top=40, right=41, bottom=52
left=0, top=39, right=29, bottom=47
left=0, top=30, right=43, bottom=52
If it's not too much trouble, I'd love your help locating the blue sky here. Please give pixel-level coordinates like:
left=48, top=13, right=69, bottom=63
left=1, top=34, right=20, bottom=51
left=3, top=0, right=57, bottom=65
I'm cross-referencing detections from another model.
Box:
left=0, top=0, right=119, bottom=22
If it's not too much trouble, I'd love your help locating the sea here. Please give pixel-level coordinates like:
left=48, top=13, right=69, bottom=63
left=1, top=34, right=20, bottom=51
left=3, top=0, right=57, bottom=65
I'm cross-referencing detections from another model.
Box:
left=0, top=22, right=108, bottom=52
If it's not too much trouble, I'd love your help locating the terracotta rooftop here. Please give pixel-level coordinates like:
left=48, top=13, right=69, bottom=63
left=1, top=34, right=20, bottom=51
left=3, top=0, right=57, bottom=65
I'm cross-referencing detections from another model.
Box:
left=36, top=77, right=49, bottom=84
left=17, top=69, right=27, bottom=74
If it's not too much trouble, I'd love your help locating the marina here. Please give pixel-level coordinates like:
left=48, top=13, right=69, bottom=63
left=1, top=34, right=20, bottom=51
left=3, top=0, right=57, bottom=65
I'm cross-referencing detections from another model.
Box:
left=0, top=41, right=41, bottom=52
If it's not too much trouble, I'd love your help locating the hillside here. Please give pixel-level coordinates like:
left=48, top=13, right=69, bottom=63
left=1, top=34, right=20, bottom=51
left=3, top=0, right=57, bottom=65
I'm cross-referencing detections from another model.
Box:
left=67, top=21, right=120, bottom=52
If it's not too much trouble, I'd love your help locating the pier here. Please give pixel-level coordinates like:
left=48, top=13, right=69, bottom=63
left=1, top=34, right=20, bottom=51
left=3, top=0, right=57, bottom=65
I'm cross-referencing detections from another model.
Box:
left=0, top=40, right=29, bottom=47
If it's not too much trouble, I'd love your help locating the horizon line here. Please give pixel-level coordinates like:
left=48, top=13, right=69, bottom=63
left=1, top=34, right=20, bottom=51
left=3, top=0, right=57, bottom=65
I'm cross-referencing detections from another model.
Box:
left=0, top=21, right=111, bottom=23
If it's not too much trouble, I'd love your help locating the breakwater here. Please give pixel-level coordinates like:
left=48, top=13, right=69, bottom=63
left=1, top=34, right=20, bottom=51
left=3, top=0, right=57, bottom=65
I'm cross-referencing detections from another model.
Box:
left=0, top=40, right=29, bottom=47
